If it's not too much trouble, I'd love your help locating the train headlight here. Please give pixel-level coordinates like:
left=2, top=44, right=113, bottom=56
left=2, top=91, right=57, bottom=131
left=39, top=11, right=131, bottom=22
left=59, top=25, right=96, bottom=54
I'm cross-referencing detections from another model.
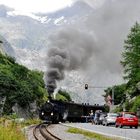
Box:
left=51, top=112, right=53, bottom=116
left=41, top=112, right=44, bottom=115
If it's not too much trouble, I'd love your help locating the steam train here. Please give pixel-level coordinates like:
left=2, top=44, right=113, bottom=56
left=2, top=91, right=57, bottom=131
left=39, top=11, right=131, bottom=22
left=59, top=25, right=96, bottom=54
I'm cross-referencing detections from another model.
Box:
left=39, top=98, right=107, bottom=123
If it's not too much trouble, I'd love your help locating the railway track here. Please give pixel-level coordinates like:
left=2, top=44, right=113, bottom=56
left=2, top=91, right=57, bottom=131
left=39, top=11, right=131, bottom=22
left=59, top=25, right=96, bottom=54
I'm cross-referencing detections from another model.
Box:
left=33, top=123, right=62, bottom=140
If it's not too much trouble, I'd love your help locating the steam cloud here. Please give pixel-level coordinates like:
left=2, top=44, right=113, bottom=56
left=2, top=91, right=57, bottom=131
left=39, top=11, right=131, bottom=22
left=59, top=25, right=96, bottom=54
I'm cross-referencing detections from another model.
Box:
left=45, top=0, right=140, bottom=102
left=45, top=27, right=96, bottom=95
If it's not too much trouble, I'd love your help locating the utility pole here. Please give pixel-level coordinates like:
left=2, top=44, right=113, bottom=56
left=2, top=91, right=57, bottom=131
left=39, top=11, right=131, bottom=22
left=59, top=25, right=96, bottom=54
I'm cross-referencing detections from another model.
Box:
left=112, top=87, right=114, bottom=105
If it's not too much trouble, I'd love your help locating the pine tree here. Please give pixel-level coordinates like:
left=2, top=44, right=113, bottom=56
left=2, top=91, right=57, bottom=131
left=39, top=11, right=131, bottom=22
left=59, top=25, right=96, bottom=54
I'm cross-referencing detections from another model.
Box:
left=121, top=22, right=140, bottom=85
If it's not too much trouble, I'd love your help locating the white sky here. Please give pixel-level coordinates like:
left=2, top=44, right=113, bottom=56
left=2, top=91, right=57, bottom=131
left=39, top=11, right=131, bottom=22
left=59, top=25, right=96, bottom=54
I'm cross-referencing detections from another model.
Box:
left=0, top=0, right=73, bottom=13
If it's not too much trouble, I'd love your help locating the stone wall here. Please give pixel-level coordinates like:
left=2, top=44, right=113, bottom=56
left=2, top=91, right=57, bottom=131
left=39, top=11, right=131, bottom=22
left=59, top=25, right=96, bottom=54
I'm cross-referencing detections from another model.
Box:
left=0, top=96, right=6, bottom=116
left=12, top=101, right=38, bottom=119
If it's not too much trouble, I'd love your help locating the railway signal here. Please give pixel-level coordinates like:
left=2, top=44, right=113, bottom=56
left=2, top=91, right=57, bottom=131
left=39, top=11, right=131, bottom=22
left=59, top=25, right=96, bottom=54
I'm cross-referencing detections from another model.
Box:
left=85, top=84, right=88, bottom=89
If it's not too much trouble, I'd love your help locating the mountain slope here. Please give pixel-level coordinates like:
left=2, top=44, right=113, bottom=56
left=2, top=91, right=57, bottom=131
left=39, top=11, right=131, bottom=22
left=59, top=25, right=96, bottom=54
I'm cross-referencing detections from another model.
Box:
left=0, top=1, right=93, bottom=70
left=0, top=35, right=15, bottom=56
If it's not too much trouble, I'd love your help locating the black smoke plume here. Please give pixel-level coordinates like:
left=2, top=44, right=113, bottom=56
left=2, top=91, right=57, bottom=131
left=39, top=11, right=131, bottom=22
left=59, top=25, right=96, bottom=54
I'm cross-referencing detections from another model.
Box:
left=45, top=27, right=96, bottom=95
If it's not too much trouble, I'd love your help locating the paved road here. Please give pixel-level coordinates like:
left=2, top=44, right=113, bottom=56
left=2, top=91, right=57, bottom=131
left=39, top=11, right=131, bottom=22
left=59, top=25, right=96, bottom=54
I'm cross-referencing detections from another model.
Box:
left=63, top=123, right=140, bottom=140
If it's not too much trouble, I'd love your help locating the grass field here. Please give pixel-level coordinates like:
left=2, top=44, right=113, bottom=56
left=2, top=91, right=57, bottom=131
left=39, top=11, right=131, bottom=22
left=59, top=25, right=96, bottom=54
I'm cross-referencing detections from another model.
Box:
left=0, top=120, right=25, bottom=140
left=0, top=117, right=41, bottom=140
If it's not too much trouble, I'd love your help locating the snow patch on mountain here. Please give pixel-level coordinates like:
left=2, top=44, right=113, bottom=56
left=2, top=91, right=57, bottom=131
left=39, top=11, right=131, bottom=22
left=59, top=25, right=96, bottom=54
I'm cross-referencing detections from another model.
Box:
left=54, top=16, right=65, bottom=25
left=14, top=46, right=46, bottom=70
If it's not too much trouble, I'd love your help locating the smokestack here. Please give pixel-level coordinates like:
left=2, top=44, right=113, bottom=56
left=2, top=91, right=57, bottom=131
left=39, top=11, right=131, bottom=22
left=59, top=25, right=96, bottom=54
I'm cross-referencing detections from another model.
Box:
left=45, top=27, right=96, bottom=96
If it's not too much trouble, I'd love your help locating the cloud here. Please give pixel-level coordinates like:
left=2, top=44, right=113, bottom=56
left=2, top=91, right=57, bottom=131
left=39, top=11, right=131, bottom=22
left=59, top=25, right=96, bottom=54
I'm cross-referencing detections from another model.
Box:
left=0, top=0, right=73, bottom=13
left=72, top=0, right=105, bottom=9
left=84, top=0, right=140, bottom=74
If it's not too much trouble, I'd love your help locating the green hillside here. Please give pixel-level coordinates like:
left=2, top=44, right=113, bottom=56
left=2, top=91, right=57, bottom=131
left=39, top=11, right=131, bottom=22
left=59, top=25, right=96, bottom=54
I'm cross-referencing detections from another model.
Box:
left=0, top=52, right=47, bottom=115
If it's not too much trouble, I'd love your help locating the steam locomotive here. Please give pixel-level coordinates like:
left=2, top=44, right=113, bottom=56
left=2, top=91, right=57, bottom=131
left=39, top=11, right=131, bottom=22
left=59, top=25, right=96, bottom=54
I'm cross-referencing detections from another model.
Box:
left=39, top=98, right=107, bottom=123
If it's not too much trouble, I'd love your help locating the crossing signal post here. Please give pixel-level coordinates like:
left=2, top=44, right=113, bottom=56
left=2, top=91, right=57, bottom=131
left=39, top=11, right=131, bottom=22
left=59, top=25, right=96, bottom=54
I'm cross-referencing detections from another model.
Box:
left=85, top=84, right=88, bottom=89
left=83, top=84, right=115, bottom=112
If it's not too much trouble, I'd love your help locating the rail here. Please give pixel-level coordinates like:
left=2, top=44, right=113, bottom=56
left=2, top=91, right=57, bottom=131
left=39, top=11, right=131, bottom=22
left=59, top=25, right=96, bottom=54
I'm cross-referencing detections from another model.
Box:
left=33, top=123, right=62, bottom=140
left=33, top=124, right=41, bottom=140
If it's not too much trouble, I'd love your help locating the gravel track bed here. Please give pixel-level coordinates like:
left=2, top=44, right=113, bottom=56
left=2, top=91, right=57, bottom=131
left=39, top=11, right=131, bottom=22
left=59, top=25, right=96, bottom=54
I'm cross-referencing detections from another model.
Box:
left=25, top=125, right=37, bottom=140
left=25, top=124, right=95, bottom=140
left=49, top=124, right=95, bottom=140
